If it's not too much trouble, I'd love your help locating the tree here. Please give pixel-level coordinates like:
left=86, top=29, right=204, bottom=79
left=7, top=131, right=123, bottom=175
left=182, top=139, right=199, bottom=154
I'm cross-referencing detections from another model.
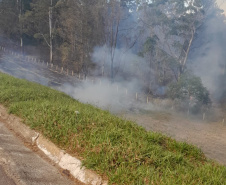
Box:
left=102, top=0, right=141, bottom=82
left=138, top=0, right=205, bottom=85
left=55, top=0, right=105, bottom=74
left=0, top=0, right=31, bottom=52
left=167, top=72, right=211, bottom=112
left=0, top=0, right=20, bottom=44
left=22, top=0, right=58, bottom=63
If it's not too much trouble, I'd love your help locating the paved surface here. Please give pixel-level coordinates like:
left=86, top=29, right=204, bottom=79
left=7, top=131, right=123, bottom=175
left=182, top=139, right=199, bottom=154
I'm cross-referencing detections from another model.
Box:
left=0, top=122, right=75, bottom=185
left=0, top=165, right=16, bottom=185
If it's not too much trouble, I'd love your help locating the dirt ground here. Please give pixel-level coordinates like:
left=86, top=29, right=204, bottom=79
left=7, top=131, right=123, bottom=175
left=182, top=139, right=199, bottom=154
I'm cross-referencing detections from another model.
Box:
left=124, top=111, right=226, bottom=166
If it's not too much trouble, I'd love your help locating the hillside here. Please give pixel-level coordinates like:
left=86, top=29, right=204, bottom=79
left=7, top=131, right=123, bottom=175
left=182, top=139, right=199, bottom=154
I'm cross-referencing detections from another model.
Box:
left=0, top=72, right=225, bottom=184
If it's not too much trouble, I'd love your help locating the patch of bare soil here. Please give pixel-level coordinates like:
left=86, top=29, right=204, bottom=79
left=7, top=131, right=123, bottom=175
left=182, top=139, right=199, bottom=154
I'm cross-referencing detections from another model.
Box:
left=125, top=111, right=226, bottom=166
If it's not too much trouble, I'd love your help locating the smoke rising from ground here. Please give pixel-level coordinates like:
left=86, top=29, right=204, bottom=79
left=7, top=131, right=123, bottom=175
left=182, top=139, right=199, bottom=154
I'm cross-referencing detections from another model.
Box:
left=61, top=46, right=158, bottom=113
left=2, top=2, right=226, bottom=113
left=188, top=8, right=226, bottom=101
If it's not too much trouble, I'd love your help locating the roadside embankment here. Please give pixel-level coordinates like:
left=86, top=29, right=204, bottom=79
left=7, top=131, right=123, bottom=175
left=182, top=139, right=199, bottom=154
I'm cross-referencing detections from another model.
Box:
left=0, top=72, right=225, bottom=184
left=0, top=105, right=105, bottom=185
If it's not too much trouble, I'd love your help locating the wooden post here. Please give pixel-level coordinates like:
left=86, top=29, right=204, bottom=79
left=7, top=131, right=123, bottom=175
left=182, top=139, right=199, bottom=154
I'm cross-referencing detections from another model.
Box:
left=72, top=70, right=74, bottom=76
left=79, top=73, right=80, bottom=79
left=147, top=96, right=149, bottom=104
left=61, top=67, right=63, bottom=73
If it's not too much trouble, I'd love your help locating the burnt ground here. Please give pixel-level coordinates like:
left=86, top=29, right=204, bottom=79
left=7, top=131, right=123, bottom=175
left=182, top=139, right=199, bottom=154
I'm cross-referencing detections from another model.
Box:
left=124, top=111, right=226, bottom=166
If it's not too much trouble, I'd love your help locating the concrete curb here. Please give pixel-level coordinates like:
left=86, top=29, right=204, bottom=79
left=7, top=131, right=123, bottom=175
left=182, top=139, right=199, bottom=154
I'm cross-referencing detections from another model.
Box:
left=0, top=105, right=107, bottom=185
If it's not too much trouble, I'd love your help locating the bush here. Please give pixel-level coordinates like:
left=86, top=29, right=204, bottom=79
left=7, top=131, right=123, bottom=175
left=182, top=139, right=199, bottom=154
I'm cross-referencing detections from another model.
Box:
left=167, top=73, right=211, bottom=113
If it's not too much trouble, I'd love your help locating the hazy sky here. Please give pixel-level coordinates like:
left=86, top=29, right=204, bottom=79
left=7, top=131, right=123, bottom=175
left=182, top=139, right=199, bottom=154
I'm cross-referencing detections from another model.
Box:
left=217, top=0, right=226, bottom=15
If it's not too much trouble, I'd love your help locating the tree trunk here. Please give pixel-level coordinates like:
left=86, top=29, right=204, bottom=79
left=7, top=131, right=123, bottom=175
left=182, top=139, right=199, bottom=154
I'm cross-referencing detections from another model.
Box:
left=111, top=58, right=114, bottom=82
left=20, top=37, right=23, bottom=54
left=182, top=26, right=195, bottom=72
left=178, top=26, right=195, bottom=79
left=18, top=0, right=24, bottom=55
left=49, top=0, right=53, bottom=63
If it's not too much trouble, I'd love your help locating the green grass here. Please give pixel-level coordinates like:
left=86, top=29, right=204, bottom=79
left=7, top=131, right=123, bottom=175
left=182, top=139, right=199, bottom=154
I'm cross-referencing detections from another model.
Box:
left=0, top=72, right=225, bottom=185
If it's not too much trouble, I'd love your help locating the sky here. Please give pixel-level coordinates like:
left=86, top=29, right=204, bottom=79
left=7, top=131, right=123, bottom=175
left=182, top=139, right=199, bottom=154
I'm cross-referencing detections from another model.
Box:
left=217, top=0, right=226, bottom=15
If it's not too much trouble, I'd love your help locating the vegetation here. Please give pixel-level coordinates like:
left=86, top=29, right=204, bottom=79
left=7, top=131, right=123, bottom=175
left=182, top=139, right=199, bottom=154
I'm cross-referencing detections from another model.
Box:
left=0, top=72, right=225, bottom=184
left=167, top=72, right=211, bottom=112
left=0, top=0, right=219, bottom=91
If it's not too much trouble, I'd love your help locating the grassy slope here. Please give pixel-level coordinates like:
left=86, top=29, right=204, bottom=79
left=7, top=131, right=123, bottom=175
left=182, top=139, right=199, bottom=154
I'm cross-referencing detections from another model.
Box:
left=0, top=72, right=225, bottom=185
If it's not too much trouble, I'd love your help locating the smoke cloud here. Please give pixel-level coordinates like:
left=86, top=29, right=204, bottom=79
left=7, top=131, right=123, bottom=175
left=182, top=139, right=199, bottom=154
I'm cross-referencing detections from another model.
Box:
left=60, top=45, right=157, bottom=113
left=188, top=7, right=226, bottom=101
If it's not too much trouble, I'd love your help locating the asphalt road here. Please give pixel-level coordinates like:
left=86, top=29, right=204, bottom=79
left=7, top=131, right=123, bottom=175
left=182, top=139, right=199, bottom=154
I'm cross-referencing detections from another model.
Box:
left=0, top=122, right=75, bottom=185
left=0, top=165, right=16, bottom=185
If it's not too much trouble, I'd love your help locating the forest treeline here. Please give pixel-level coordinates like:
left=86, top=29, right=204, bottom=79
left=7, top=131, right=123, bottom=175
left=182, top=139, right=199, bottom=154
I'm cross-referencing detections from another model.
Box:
left=0, top=0, right=223, bottom=110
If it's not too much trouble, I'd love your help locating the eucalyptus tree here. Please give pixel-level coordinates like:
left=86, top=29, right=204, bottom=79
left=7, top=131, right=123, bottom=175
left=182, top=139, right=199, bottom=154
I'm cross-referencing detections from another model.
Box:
left=22, top=0, right=58, bottom=63
left=138, top=0, right=205, bottom=85
left=101, top=0, right=142, bottom=81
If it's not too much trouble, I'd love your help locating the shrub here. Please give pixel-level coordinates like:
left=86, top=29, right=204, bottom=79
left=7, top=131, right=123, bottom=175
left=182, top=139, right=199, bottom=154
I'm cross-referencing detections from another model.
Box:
left=167, top=72, right=211, bottom=113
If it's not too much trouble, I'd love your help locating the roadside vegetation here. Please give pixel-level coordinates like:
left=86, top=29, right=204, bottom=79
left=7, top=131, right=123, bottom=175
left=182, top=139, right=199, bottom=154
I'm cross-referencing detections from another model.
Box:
left=167, top=72, right=211, bottom=113
left=0, top=72, right=225, bottom=185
